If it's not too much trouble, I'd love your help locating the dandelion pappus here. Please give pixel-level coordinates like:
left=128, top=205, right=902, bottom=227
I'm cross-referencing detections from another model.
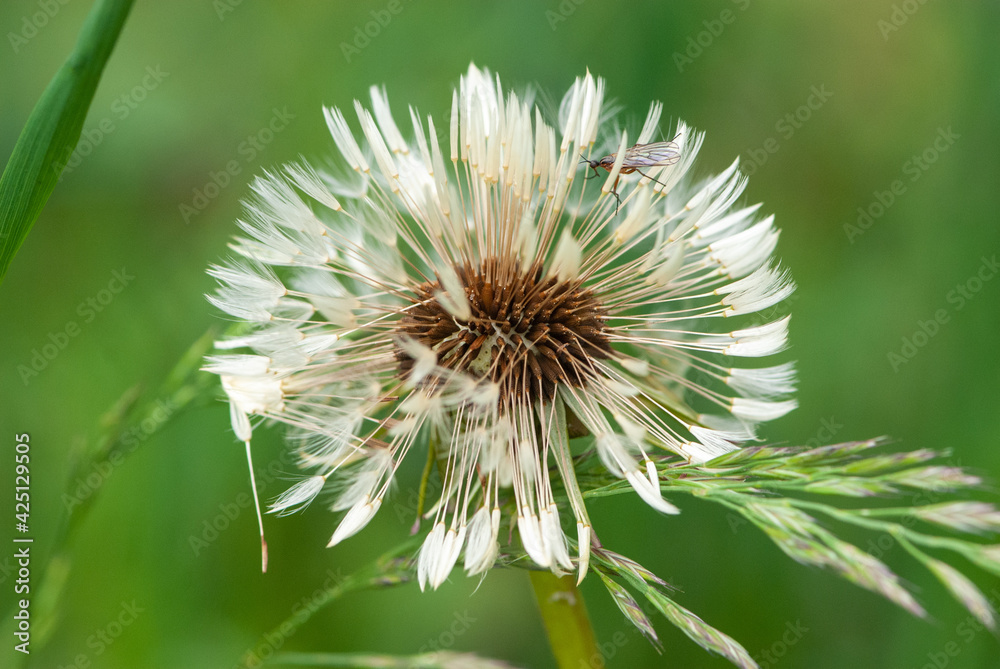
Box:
left=580, top=135, right=682, bottom=212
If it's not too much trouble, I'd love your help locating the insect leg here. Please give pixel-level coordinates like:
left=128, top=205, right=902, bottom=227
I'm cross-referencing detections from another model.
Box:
left=635, top=169, right=670, bottom=191
left=611, top=174, right=622, bottom=214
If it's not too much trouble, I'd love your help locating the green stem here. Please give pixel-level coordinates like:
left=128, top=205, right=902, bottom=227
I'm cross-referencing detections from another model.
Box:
left=240, top=539, right=418, bottom=668
left=529, top=571, right=599, bottom=669
left=782, top=498, right=985, bottom=559
left=4, top=329, right=216, bottom=663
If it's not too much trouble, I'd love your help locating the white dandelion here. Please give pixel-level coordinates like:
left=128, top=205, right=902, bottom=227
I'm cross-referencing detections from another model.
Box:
left=206, top=64, right=796, bottom=589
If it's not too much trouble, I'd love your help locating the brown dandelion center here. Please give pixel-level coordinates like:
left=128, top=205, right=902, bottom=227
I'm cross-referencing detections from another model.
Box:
left=396, top=257, right=612, bottom=406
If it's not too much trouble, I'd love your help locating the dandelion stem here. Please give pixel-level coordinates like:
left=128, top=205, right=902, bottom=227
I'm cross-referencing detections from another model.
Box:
left=529, top=571, right=599, bottom=669
left=413, top=434, right=436, bottom=534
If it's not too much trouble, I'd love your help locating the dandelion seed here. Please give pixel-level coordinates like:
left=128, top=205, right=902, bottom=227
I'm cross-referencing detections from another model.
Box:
left=206, top=64, right=796, bottom=587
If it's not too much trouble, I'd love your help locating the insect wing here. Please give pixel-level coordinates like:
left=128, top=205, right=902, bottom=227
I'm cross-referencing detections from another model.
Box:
left=621, top=141, right=681, bottom=168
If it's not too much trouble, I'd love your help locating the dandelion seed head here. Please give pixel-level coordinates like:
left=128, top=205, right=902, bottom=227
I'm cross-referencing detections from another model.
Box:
left=396, top=257, right=611, bottom=407
left=207, top=63, right=797, bottom=586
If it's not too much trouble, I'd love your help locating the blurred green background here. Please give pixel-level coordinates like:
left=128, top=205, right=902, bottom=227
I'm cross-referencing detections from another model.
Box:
left=2, top=1, right=999, bottom=667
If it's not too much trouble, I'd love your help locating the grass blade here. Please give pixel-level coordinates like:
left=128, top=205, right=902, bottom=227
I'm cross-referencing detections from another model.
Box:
left=0, top=0, right=135, bottom=285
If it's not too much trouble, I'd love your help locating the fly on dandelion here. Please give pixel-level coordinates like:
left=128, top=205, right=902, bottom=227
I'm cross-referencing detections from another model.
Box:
left=581, top=137, right=682, bottom=211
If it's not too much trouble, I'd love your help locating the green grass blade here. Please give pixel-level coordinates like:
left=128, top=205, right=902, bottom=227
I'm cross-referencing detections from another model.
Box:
left=0, top=0, right=135, bottom=285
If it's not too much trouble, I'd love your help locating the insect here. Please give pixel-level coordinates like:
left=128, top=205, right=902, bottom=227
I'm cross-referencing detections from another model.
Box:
left=580, top=136, right=681, bottom=212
